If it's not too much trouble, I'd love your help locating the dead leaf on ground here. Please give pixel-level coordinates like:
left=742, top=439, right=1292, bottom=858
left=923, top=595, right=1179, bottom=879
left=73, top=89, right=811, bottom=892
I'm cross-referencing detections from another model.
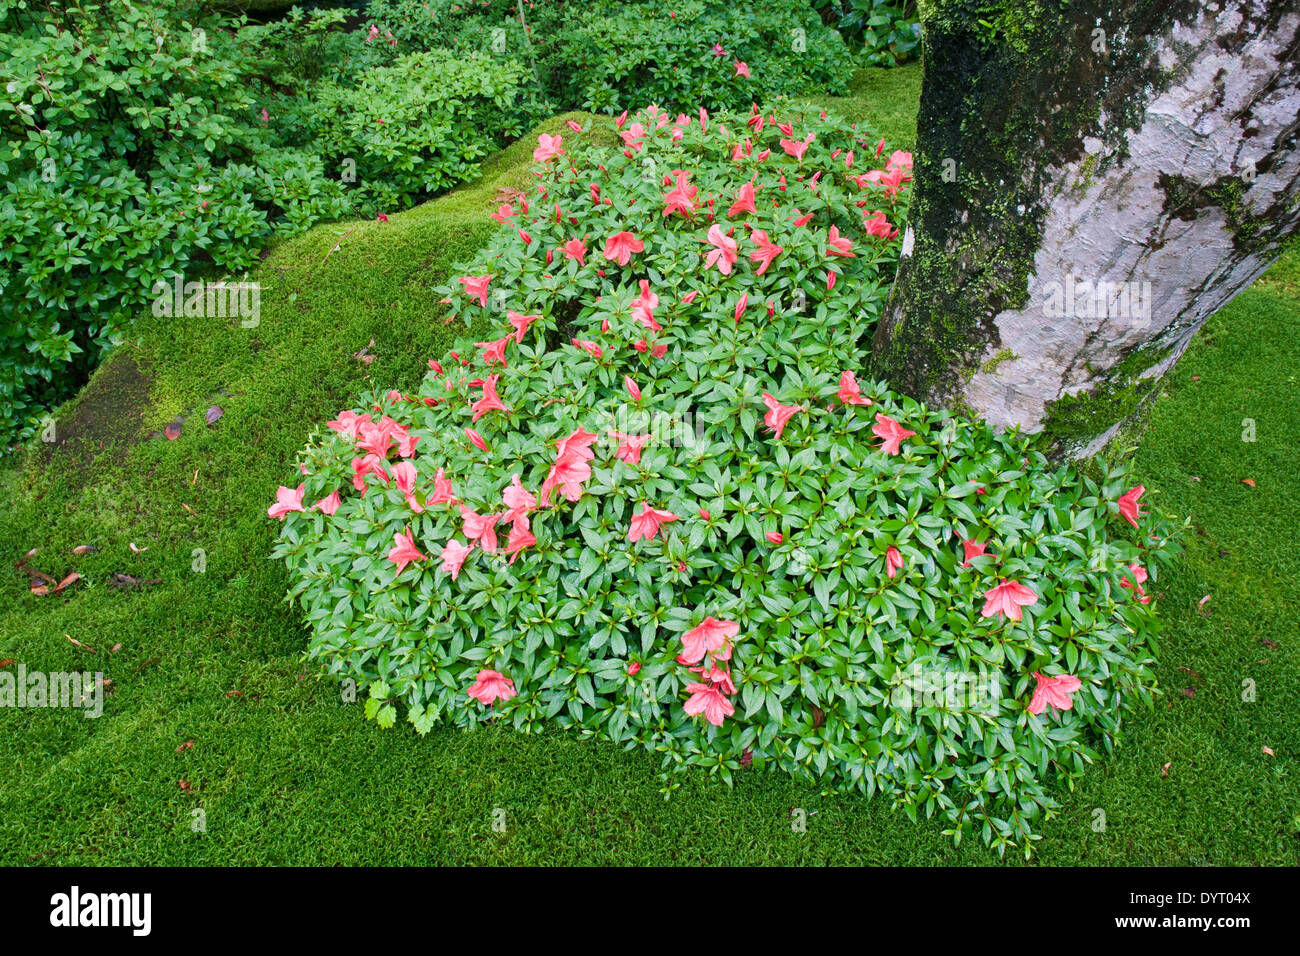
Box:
left=1242, top=478, right=1256, bottom=488
left=164, top=421, right=182, bottom=441
left=353, top=338, right=377, bottom=364
left=1262, top=746, right=1275, bottom=757
left=52, top=572, right=80, bottom=593
left=71, top=545, right=98, bottom=555
left=225, top=690, right=242, bottom=698
left=129, top=542, right=148, bottom=553
left=0, top=659, right=15, bottom=669
left=110, top=643, right=122, bottom=653
left=178, top=780, right=192, bottom=792
left=176, top=740, right=194, bottom=753
left=1160, top=762, right=1172, bottom=777
left=205, top=405, right=224, bottom=425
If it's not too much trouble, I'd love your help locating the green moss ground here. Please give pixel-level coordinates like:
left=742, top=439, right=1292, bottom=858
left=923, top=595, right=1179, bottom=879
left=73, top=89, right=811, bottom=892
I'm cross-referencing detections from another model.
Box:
left=1, top=69, right=1296, bottom=865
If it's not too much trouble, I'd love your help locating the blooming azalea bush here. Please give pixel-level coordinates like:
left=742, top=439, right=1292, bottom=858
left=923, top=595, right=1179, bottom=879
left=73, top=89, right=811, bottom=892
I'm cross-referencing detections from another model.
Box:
left=271, top=104, right=1180, bottom=854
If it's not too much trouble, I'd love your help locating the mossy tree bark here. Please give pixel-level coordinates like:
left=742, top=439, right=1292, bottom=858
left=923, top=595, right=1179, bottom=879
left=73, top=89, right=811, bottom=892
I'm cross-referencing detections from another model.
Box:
left=871, top=0, right=1300, bottom=458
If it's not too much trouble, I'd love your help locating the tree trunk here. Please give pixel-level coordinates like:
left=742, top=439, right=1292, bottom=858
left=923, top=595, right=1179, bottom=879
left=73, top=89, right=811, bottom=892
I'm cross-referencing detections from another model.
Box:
left=871, top=0, right=1300, bottom=458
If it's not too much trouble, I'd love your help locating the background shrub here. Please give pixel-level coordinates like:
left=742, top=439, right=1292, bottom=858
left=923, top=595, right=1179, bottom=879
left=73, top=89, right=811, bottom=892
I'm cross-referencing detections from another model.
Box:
left=306, top=49, right=550, bottom=215
left=816, top=0, right=921, bottom=66
left=0, top=0, right=351, bottom=445
left=365, top=0, right=855, bottom=113
left=271, top=105, right=1180, bottom=854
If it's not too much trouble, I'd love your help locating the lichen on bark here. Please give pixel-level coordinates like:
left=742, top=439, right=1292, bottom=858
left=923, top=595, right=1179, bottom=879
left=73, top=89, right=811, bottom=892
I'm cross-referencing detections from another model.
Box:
left=873, top=0, right=1300, bottom=459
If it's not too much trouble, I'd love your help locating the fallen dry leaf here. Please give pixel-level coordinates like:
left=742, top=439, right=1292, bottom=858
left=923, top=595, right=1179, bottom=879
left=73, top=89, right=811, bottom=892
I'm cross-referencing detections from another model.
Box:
left=1161, top=762, right=1172, bottom=777
left=225, top=690, right=243, bottom=698
left=1262, top=746, right=1275, bottom=757
left=65, top=634, right=94, bottom=653
left=178, top=780, right=192, bottom=792
left=29, top=584, right=50, bottom=596
left=110, top=643, right=122, bottom=653
left=175, top=740, right=194, bottom=753
left=1182, top=687, right=1195, bottom=698
left=129, top=542, right=148, bottom=553
left=181, top=503, right=198, bottom=517
left=52, top=571, right=80, bottom=593
left=205, top=405, right=224, bottom=425
left=1242, top=478, right=1256, bottom=488
left=71, top=545, right=98, bottom=555
left=164, top=421, right=182, bottom=441
left=0, top=659, right=15, bottom=669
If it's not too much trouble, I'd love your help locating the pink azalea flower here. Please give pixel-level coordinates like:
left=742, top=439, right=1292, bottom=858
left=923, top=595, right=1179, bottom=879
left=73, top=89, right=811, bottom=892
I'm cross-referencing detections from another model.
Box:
left=710, top=43, right=726, bottom=57
left=268, top=484, right=306, bottom=519
left=762, top=392, right=804, bottom=439
left=749, top=229, right=784, bottom=275
left=683, top=682, right=735, bottom=727
left=780, top=133, right=814, bottom=161
left=508, top=310, right=541, bottom=343
left=388, top=527, right=426, bottom=577
left=532, top=133, right=564, bottom=163
left=631, top=280, right=661, bottom=331
left=680, top=617, right=739, bottom=664
left=562, top=238, right=588, bottom=266
left=1120, top=562, right=1151, bottom=604
left=465, top=428, right=489, bottom=453
left=872, top=413, right=916, bottom=456
left=313, top=490, right=342, bottom=515
left=611, top=432, right=651, bottom=464
left=734, top=293, right=748, bottom=324
left=961, top=539, right=988, bottom=567
left=863, top=210, right=897, bottom=239
left=460, top=506, right=501, bottom=553
left=428, top=467, right=457, bottom=506
left=836, top=370, right=871, bottom=406
left=491, top=203, right=515, bottom=224
left=826, top=225, right=855, bottom=258
left=504, top=515, right=536, bottom=564
left=468, top=669, right=516, bottom=705
left=1117, top=485, right=1145, bottom=528
left=663, top=170, right=698, bottom=218
left=501, top=474, right=537, bottom=523
left=572, top=338, right=603, bottom=359
left=1027, top=672, right=1082, bottom=715
left=628, top=502, right=680, bottom=542
left=439, top=538, right=473, bottom=579
left=728, top=181, right=758, bottom=218
left=826, top=269, right=837, bottom=291
left=981, top=579, right=1040, bottom=622
left=326, top=409, right=369, bottom=439
left=475, top=335, right=510, bottom=368
left=471, top=374, right=507, bottom=422
left=390, top=460, right=424, bottom=512
left=351, top=454, right=390, bottom=493
left=733, top=60, right=750, bottom=78
left=766, top=531, right=783, bottom=545
left=704, top=224, right=738, bottom=275
left=602, top=231, right=644, bottom=266
left=887, top=150, right=913, bottom=171
left=625, top=375, right=642, bottom=401
left=458, top=274, right=492, bottom=307
left=885, top=545, right=903, bottom=579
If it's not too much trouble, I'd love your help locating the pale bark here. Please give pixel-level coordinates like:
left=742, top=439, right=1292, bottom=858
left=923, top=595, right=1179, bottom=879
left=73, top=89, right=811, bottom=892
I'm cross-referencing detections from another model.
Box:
left=872, top=0, right=1300, bottom=458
